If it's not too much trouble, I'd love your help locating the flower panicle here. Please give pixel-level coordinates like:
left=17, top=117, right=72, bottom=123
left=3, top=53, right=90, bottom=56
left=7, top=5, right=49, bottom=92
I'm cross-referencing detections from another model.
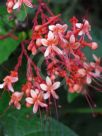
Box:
left=2, top=0, right=102, bottom=113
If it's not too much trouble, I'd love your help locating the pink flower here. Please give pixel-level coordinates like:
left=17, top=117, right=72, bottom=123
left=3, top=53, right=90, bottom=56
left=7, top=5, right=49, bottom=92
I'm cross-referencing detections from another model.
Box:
left=69, top=34, right=75, bottom=44
left=22, top=81, right=32, bottom=97
left=13, top=0, right=33, bottom=9
left=49, top=24, right=68, bottom=44
left=76, top=19, right=92, bottom=40
left=26, top=89, right=47, bottom=113
left=40, top=76, right=60, bottom=99
left=6, top=0, right=16, bottom=13
left=0, top=71, right=18, bottom=92
left=69, top=84, right=83, bottom=93
left=49, top=24, right=68, bottom=34
left=41, top=31, right=63, bottom=57
left=90, top=54, right=102, bottom=76
left=9, top=92, right=23, bottom=109
left=78, top=67, right=92, bottom=84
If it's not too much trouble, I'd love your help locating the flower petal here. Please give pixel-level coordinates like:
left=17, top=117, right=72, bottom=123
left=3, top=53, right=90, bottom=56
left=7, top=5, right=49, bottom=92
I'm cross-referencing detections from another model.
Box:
left=95, top=69, right=100, bottom=76
left=62, top=24, right=68, bottom=32
left=35, top=89, right=39, bottom=94
left=76, top=23, right=82, bottom=28
left=78, top=68, right=86, bottom=77
left=46, top=76, right=52, bottom=86
left=33, top=102, right=39, bottom=113
left=26, top=97, right=33, bottom=104
left=23, top=0, right=33, bottom=8
left=52, top=82, right=60, bottom=90
left=0, top=83, right=4, bottom=89
left=56, top=24, right=62, bottom=28
left=86, top=32, right=92, bottom=40
left=44, top=46, right=51, bottom=57
left=14, top=92, right=23, bottom=100
left=13, top=1, right=21, bottom=9
left=43, top=92, right=50, bottom=100
left=38, top=101, right=47, bottom=107
left=11, top=77, right=18, bottom=83
left=40, top=84, right=47, bottom=91
left=52, top=46, right=63, bottom=55
left=70, top=35, right=75, bottom=44
left=48, top=31, right=54, bottom=40
left=8, top=83, right=14, bottom=92
left=86, top=76, right=92, bottom=84
left=78, top=30, right=84, bottom=36
left=51, top=90, right=59, bottom=99
left=41, top=39, right=48, bottom=46
left=92, top=54, right=100, bottom=62
left=49, top=25, right=55, bottom=31
left=31, top=89, right=37, bottom=98
left=15, top=103, right=21, bottom=110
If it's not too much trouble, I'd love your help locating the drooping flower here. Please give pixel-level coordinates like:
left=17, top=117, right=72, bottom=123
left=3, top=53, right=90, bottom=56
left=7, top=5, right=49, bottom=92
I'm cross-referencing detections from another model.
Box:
left=26, top=89, right=47, bottom=113
left=41, top=31, right=63, bottom=57
left=28, top=41, right=37, bottom=55
left=90, top=54, right=102, bottom=76
left=40, top=76, right=60, bottom=99
left=22, top=81, right=32, bottom=97
left=0, top=71, right=18, bottom=92
left=13, top=0, right=33, bottom=9
left=9, top=92, right=23, bottom=109
left=75, top=19, right=92, bottom=40
left=78, top=68, right=92, bottom=84
left=6, top=0, right=16, bottom=13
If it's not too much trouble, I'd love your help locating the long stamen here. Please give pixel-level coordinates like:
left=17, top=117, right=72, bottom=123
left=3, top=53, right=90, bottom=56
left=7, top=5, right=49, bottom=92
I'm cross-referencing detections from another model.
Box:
left=84, top=93, right=96, bottom=117
left=89, top=84, right=102, bottom=92
left=92, top=78, right=102, bottom=87
left=53, top=98, right=59, bottom=120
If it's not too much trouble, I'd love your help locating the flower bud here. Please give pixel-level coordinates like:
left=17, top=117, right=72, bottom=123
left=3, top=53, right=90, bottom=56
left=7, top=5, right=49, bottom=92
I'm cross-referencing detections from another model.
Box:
left=91, top=42, right=98, bottom=50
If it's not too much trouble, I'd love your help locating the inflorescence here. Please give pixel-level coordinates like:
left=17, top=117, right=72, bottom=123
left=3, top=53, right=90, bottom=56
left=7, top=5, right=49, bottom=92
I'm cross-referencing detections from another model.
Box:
left=0, top=0, right=102, bottom=113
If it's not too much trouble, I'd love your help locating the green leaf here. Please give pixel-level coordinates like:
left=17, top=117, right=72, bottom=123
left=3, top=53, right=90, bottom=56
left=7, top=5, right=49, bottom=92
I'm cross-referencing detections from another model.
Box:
left=0, top=5, right=7, bottom=15
left=18, top=31, right=27, bottom=41
left=68, top=93, right=79, bottom=103
left=0, top=92, right=10, bottom=112
left=0, top=38, right=20, bottom=64
left=0, top=108, right=78, bottom=136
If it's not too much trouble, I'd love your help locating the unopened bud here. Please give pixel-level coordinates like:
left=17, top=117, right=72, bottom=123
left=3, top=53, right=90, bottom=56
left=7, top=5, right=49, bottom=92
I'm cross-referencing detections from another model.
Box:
left=91, top=42, right=98, bottom=50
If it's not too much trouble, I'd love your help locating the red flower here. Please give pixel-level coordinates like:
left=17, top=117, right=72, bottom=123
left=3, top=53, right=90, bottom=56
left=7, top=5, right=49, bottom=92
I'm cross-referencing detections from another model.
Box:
left=9, top=92, right=23, bottom=109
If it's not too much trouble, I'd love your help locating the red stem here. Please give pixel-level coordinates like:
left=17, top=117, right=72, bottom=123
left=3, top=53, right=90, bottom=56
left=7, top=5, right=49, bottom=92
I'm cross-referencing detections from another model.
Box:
left=21, top=41, right=41, bottom=77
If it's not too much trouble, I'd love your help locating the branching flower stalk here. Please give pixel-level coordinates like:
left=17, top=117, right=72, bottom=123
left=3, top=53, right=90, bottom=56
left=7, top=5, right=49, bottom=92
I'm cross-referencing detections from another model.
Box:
left=0, top=0, right=102, bottom=114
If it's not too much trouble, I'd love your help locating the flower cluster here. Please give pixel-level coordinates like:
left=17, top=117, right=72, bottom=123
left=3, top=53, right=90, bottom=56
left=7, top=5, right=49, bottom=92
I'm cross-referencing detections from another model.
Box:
left=1, top=0, right=102, bottom=113
left=6, top=0, right=33, bottom=13
left=29, top=16, right=101, bottom=96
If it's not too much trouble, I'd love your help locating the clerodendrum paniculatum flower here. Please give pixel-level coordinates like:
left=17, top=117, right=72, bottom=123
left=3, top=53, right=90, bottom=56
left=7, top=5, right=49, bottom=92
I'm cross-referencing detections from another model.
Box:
left=1, top=0, right=102, bottom=113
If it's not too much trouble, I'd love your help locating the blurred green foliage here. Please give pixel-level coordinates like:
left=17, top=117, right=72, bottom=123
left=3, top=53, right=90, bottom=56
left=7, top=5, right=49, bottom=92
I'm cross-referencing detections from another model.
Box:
left=0, top=108, right=78, bottom=136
